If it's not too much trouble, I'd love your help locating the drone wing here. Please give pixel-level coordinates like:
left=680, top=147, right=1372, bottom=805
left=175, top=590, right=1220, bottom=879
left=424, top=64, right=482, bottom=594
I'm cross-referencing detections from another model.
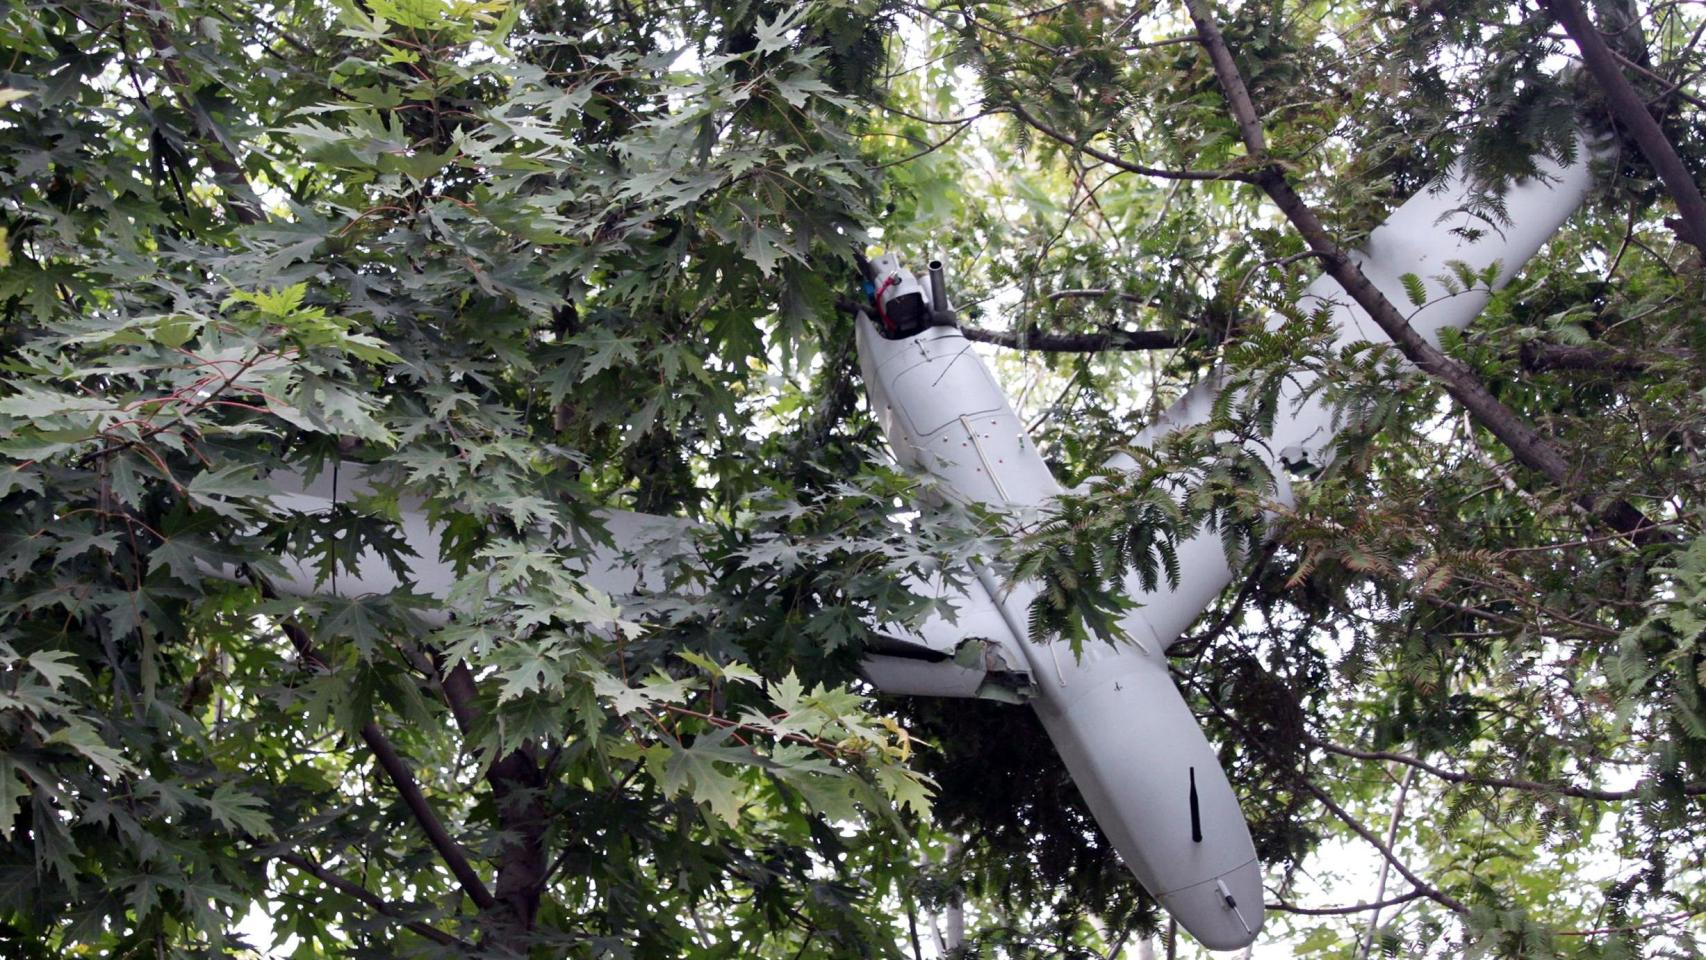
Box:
left=240, top=463, right=694, bottom=620
left=861, top=572, right=1035, bottom=701
left=249, top=463, right=1027, bottom=697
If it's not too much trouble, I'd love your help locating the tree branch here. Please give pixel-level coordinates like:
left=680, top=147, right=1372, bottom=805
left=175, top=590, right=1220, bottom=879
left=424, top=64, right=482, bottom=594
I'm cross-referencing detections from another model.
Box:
left=960, top=325, right=1201, bottom=351
left=1519, top=341, right=1661, bottom=373
left=1285, top=757, right=1470, bottom=915
left=1307, top=737, right=1706, bottom=801
left=1006, top=101, right=1259, bottom=184
left=1047, top=288, right=1147, bottom=303
left=1269, top=890, right=1425, bottom=916
left=136, top=2, right=263, bottom=224
left=275, top=852, right=466, bottom=947
left=264, top=606, right=498, bottom=913
left=1181, top=0, right=1665, bottom=546
left=1181, top=673, right=1471, bottom=915
left=834, top=295, right=1198, bottom=352
left=430, top=656, right=549, bottom=937
left=1542, top=0, right=1706, bottom=256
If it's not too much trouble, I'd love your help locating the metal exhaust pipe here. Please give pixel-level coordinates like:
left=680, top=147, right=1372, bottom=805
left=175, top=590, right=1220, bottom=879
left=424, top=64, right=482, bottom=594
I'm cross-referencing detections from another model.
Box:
left=927, top=259, right=948, bottom=314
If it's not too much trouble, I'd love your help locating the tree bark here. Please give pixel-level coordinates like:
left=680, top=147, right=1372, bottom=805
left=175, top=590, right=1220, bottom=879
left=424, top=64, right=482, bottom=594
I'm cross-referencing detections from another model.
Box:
left=437, top=660, right=549, bottom=950
left=1542, top=0, right=1706, bottom=258
left=1182, top=0, right=1665, bottom=545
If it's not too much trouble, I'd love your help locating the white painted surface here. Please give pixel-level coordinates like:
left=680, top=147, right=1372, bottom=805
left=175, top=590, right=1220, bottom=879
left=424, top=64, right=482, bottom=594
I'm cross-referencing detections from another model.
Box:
left=850, top=145, right=1599, bottom=950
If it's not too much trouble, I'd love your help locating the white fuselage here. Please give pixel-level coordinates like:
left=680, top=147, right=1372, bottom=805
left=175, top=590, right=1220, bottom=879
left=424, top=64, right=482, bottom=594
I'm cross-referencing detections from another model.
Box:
left=853, top=142, right=1601, bottom=950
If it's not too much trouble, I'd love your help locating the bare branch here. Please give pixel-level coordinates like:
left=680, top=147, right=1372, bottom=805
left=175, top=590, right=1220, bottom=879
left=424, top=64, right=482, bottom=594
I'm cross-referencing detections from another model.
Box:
left=1307, top=737, right=1706, bottom=801
left=1269, top=891, right=1425, bottom=916
left=275, top=852, right=467, bottom=947
left=960, top=325, right=1201, bottom=351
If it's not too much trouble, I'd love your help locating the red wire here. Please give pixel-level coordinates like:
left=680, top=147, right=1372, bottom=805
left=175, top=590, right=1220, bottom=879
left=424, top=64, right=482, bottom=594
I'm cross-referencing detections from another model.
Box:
left=873, top=274, right=901, bottom=333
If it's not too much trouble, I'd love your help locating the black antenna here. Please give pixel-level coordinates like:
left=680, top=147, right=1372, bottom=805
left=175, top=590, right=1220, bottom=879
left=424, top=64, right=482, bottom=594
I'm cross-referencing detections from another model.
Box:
left=1189, top=767, right=1203, bottom=843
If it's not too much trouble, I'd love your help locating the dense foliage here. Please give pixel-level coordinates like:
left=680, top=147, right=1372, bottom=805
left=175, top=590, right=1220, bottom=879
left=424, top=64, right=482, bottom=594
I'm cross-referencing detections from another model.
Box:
left=1, top=0, right=1704, bottom=956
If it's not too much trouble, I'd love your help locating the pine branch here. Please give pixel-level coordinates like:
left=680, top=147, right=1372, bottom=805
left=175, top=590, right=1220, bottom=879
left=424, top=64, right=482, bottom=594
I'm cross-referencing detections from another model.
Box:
left=1180, top=0, right=1666, bottom=547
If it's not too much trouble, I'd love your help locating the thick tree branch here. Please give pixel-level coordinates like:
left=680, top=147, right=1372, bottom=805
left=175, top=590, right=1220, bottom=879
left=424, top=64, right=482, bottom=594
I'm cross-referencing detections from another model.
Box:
left=1181, top=0, right=1664, bottom=546
left=275, top=852, right=466, bottom=947
left=1542, top=0, right=1706, bottom=256
left=1308, top=737, right=1706, bottom=800
left=431, top=656, right=549, bottom=938
left=264, top=607, right=498, bottom=913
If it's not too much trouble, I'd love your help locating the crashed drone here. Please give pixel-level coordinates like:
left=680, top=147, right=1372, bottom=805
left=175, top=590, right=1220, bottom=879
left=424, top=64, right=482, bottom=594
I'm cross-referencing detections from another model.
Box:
left=245, top=138, right=1603, bottom=948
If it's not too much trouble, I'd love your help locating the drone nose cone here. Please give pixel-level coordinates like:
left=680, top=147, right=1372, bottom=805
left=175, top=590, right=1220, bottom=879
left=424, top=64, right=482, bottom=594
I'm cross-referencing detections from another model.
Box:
left=1159, top=859, right=1265, bottom=951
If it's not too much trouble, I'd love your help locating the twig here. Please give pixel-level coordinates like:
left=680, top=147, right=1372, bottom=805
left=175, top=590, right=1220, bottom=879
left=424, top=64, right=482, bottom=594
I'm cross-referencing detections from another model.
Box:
left=1269, top=890, right=1425, bottom=916
left=275, top=852, right=467, bottom=947
left=1307, top=737, right=1706, bottom=801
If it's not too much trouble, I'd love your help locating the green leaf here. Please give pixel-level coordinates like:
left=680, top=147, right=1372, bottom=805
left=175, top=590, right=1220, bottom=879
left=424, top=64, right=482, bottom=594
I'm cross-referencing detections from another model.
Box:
left=45, top=721, right=132, bottom=780
left=663, top=743, right=750, bottom=826
left=0, top=759, right=27, bottom=840
left=206, top=782, right=275, bottom=838
left=1399, top=272, right=1428, bottom=308
left=26, top=650, right=84, bottom=691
